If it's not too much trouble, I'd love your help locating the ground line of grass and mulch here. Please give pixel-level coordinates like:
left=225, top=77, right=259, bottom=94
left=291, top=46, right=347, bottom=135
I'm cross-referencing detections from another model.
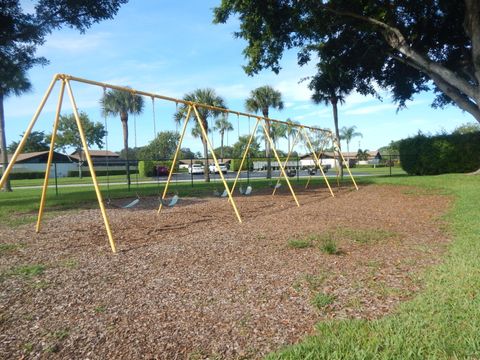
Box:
left=266, top=174, right=480, bottom=359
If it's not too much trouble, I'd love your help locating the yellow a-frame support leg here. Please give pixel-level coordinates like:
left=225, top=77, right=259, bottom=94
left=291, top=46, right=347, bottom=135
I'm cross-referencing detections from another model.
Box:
left=65, top=79, right=117, bottom=253
left=157, top=105, right=192, bottom=214
left=36, top=80, right=66, bottom=233
left=192, top=105, right=243, bottom=223
left=261, top=120, right=300, bottom=207
left=272, top=129, right=301, bottom=196
left=0, top=75, right=59, bottom=189
left=302, top=127, right=335, bottom=197
left=229, top=117, right=260, bottom=195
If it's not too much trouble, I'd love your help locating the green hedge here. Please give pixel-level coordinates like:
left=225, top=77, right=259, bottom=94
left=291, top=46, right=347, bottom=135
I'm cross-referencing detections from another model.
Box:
left=229, top=158, right=252, bottom=172
left=67, top=169, right=138, bottom=177
left=399, top=132, right=480, bottom=175
left=7, top=172, right=46, bottom=180
left=138, top=160, right=175, bottom=177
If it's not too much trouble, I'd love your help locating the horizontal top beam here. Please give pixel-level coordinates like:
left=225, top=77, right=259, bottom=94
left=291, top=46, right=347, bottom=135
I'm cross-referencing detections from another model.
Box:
left=55, top=73, right=333, bottom=134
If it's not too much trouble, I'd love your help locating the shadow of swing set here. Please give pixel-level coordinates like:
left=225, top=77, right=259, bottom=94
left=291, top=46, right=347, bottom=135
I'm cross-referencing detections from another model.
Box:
left=0, top=73, right=358, bottom=253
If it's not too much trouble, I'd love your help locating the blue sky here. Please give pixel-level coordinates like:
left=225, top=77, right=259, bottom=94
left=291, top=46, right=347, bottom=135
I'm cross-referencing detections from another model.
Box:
left=5, top=0, right=474, bottom=154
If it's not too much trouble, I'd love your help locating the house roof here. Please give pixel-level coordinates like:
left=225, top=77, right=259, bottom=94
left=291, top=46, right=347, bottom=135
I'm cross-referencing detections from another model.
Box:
left=6, top=151, right=71, bottom=163
left=70, top=150, right=119, bottom=160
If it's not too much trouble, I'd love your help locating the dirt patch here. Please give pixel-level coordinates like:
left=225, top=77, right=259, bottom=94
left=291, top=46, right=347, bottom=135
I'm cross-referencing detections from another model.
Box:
left=0, top=184, right=451, bottom=359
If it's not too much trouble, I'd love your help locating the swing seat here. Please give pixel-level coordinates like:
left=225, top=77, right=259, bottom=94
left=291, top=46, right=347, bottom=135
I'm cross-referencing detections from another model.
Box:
left=213, top=189, right=228, bottom=197
left=244, top=185, right=252, bottom=195
left=161, top=195, right=179, bottom=207
left=273, top=183, right=282, bottom=189
left=122, top=198, right=140, bottom=209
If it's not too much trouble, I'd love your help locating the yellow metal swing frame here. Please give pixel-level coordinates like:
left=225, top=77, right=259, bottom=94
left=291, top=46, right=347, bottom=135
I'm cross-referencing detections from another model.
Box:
left=0, top=73, right=358, bottom=253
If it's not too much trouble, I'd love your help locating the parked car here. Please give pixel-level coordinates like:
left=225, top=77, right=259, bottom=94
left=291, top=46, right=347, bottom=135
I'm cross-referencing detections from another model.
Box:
left=155, top=165, right=169, bottom=177
left=188, top=164, right=204, bottom=174
left=208, top=162, right=228, bottom=174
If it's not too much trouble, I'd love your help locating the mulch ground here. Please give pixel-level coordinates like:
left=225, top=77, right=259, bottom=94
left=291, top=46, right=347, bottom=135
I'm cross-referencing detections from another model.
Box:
left=0, top=184, right=451, bottom=359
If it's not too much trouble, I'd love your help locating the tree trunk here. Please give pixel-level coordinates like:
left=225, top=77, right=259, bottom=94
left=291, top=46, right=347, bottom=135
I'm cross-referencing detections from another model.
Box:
left=263, top=110, right=272, bottom=179
left=0, top=92, right=12, bottom=192
left=220, top=130, right=224, bottom=161
left=331, top=98, right=344, bottom=178
left=121, top=112, right=131, bottom=190
left=203, top=138, right=210, bottom=182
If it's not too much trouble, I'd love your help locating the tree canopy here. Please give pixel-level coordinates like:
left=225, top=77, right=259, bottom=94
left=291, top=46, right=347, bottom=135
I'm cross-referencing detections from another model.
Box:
left=214, top=0, right=480, bottom=123
left=8, top=131, right=49, bottom=153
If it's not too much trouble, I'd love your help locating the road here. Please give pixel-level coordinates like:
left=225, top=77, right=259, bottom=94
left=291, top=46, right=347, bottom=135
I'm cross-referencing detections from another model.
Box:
left=12, top=169, right=373, bottom=190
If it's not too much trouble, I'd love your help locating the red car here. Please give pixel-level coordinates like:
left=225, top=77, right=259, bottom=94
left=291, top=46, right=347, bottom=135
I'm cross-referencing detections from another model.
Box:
left=155, top=165, right=169, bottom=177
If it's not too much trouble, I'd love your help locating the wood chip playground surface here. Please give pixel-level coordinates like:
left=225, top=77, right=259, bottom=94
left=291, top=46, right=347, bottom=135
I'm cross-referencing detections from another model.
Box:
left=0, top=184, right=451, bottom=359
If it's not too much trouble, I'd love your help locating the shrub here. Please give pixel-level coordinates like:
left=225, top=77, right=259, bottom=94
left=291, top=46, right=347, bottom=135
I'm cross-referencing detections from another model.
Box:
left=399, top=131, right=480, bottom=175
left=319, top=235, right=338, bottom=255
left=67, top=169, right=138, bottom=177
left=138, top=160, right=175, bottom=177
left=8, top=172, right=46, bottom=180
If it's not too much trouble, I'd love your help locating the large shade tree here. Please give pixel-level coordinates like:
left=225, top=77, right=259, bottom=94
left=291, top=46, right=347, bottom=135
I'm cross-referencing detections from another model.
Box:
left=245, top=86, right=283, bottom=178
left=101, top=89, right=144, bottom=189
left=0, top=0, right=127, bottom=191
left=213, top=0, right=480, bottom=124
left=174, top=88, right=226, bottom=182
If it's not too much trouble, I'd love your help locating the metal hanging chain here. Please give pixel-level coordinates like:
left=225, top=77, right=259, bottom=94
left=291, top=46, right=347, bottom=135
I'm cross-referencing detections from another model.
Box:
left=102, top=87, right=111, bottom=200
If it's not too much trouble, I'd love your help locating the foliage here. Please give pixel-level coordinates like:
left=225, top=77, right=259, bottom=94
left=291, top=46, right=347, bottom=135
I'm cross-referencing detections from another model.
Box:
left=452, top=122, right=480, bottom=135
left=340, top=126, right=363, bottom=153
left=214, top=1, right=480, bottom=123
left=138, top=160, right=174, bottom=177
left=311, top=292, right=336, bottom=310
left=378, top=140, right=401, bottom=156
left=180, top=147, right=196, bottom=159
left=213, top=115, right=234, bottom=159
left=137, top=131, right=179, bottom=160
left=245, top=85, right=284, bottom=178
left=231, top=135, right=262, bottom=159
left=356, top=149, right=370, bottom=161
left=7, top=171, right=46, bottom=180
left=50, top=112, right=105, bottom=154
left=399, top=131, right=480, bottom=175
left=67, top=169, right=137, bottom=178
left=318, top=235, right=339, bottom=255
left=8, top=131, right=49, bottom=153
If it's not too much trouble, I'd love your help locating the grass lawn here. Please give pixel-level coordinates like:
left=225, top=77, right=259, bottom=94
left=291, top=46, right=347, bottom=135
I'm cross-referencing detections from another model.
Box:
left=267, top=174, right=480, bottom=359
left=349, top=166, right=406, bottom=176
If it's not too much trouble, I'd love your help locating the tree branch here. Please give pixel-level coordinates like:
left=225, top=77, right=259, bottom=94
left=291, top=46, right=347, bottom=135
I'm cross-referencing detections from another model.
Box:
left=323, top=5, right=479, bottom=101
left=464, top=0, right=480, bottom=86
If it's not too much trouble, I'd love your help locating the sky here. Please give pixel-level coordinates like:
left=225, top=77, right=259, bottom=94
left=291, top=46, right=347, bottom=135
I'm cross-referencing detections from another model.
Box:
left=5, top=0, right=475, bottom=155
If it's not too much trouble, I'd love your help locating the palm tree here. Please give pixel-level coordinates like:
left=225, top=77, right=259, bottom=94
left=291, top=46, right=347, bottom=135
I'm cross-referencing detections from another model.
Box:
left=270, top=122, right=288, bottom=149
left=245, top=86, right=284, bottom=178
left=101, top=88, right=144, bottom=189
left=213, top=115, right=233, bottom=161
left=174, top=88, right=226, bottom=182
left=0, top=69, right=32, bottom=192
left=285, top=118, right=300, bottom=152
left=310, top=61, right=354, bottom=178
left=340, top=125, right=363, bottom=155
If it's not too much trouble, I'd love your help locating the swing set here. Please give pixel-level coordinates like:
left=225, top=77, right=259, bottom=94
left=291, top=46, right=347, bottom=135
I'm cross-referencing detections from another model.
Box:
left=0, top=73, right=358, bottom=253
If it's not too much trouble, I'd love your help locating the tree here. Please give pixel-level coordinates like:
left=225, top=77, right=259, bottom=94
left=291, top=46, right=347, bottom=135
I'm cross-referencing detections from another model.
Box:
left=452, top=122, right=480, bottom=135
left=245, top=86, right=283, bottom=178
left=340, top=126, right=363, bottom=154
left=213, top=115, right=233, bottom=160
left=231, top=135, right=262, bottom=159
left=8, top=131, right=49, bottom=153
left=285, top=118, right=300, bottom=152
left=180, top=147, right=196, bottom=159
left=1, top=0, right=127, bottom=192
left=137, top=131, right=180, bottom=160
left=174, top=88, right=226, bottom=182
left=213, top=1, right=480, bottom=124
left=357, top=149, right=370, bottom=161
left=311, top=60, right=356, bottom=178
left=52, top=112, right=105, bottom=178
left=270, top=122, right=288, bottom=149
left=101, top=89, right=144, bottom=189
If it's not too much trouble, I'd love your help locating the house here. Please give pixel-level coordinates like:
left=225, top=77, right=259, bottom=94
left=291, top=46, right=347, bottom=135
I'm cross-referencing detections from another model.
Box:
left=3, top=151, right=76, bottom=177
left=70, top=150, right=120, bottom=165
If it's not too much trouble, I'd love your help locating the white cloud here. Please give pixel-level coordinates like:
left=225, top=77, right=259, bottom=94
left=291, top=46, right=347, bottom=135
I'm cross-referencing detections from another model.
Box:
left=40, top=32, right=111, bottom=54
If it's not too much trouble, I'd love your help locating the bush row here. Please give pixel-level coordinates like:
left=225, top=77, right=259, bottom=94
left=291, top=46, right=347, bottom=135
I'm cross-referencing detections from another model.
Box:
left=67, top=169, right=138, bottom=177
left=7, top=172, right=46, bottom=180
left=138, top=160, right=176, bottom=177
left=399, top=132, right=480, bottom=175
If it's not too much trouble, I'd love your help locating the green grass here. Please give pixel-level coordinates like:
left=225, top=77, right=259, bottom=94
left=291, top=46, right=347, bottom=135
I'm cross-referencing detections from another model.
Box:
left=338, top=228, right=398, bottom=244
left=9, top=264, right=46, bottom=279
left=267, top=174, right=480, bottom=359
left=287, top=237, right=314, bottom=249
left=311, top=292, right=336, bottom=310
